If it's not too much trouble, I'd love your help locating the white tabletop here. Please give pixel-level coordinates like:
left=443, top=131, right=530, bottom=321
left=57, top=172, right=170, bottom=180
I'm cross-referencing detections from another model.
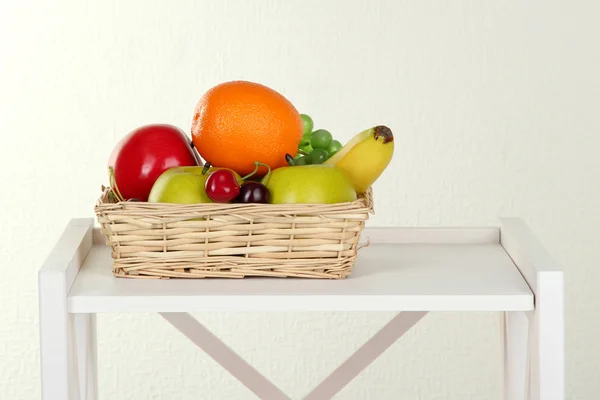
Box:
left=67, top=239, right=533, bottom=313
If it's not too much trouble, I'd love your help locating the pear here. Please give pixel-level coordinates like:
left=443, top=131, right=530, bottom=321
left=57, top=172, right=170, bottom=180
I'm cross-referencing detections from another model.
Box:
left=266, top=164, right=357, bottom=204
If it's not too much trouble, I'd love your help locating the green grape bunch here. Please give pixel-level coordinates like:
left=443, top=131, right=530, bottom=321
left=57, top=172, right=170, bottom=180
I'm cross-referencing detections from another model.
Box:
left=296, top=114, right=343, bottom=166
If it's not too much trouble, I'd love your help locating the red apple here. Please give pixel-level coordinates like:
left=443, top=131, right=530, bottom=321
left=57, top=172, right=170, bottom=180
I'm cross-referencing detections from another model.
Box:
left=108, top=124, right=201, bottom=201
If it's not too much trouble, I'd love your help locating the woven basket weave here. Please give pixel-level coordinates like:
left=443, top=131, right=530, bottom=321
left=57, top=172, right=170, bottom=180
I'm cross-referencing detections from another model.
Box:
left=94, top=187, right=374, bottom=279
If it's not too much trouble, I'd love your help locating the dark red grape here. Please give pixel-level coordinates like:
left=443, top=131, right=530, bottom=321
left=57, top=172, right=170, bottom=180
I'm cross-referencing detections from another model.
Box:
left=237, top=182, right=270, bottom=203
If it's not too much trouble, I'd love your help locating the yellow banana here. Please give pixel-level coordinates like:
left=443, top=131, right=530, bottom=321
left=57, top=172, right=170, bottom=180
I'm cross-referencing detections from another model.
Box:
left=324, top=125, right=394, bottom=194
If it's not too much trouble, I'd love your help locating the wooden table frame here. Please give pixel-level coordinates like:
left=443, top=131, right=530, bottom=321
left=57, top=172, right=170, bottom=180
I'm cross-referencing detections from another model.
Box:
left=38, top=218, right=564, bottom=400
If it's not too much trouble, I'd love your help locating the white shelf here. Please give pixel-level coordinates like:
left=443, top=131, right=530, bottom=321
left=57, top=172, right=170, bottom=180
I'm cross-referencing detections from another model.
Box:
left=38, top=218, right=564, bottom=400
left=66, top=225, right=533, bottom=313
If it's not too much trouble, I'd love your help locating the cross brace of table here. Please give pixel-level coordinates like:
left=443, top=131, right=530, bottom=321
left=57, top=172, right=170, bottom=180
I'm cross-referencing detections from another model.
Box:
left=161, top=311, right=427, bottom=400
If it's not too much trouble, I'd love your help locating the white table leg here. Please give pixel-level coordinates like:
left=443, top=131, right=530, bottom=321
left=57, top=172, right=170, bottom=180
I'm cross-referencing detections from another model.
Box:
left=38, top=218, right=94, bottom=400
left=500, top=218, right=565, bottom=400
left=504, top=311, right=529, bottom=400
left=39, top=268, right=78, bottom=399
left=74, top=314, right=98, bottom=400
left=530, top=272, right=565, bottom=400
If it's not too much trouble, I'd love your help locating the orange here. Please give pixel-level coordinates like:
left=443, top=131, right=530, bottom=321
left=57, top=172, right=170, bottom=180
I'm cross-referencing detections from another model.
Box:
left=191, top=80, right=304, bottom=176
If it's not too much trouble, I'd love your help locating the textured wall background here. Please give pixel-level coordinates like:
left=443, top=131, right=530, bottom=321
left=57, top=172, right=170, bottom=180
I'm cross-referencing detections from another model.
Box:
left=1, top=0, right=598, bottom=398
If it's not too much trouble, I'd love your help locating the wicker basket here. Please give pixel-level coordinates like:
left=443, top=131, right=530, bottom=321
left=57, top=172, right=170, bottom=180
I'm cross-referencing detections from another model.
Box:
left=94, top=187, right=374, bottom=279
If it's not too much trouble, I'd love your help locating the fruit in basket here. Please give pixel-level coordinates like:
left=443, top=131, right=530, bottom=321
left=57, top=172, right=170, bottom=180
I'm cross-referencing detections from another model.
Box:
left=266, top=163, right=356, bottom=204
left=294, top=114, right=343, bottom=164
left=324, top=125, right=394, bottom=194
left=294, top=155, right=308, bottom=165
left=236, top=162, right=272, bottom=203
left=300, top=113, right=314, bottom=136
left=108, top=124, right=200, bottom=201
left=206, top=161, right=272, bottom=203
left=307, top=148, right=329, bottom=164
left=148, top=166, right=240, bottom=204
left=237, top=182, right=270, bottom=203
left=298, top=134, right=313, bottom=155
left=311, top=129, right=333, bottom=150
left=205, top=169, right=241, bottom=203
left=191, top=80, right=303, bottom=176
left=327, top=140, right=342, bottom=157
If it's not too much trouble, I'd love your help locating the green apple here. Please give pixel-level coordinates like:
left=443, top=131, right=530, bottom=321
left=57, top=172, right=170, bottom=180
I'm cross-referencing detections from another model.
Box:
left=148, top=166, right=239, bottom=204
left=265, top=164, right=357, bottom=204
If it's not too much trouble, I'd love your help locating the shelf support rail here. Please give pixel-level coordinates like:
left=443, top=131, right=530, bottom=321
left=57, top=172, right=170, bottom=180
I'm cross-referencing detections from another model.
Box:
left=160, top=311, right=427, bottom=400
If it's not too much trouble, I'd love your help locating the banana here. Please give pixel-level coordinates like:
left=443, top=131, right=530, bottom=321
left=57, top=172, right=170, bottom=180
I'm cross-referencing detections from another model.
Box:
left=324, top=125, right=394, bottom=194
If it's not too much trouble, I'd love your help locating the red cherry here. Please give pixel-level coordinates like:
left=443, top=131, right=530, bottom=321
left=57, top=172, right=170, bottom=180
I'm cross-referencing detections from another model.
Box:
left=205, top=170, right=241, bottom=203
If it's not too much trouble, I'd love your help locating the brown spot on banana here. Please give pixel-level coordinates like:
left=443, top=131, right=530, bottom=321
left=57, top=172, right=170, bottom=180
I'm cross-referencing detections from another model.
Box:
left=374, top=125, right=393, bottom=143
